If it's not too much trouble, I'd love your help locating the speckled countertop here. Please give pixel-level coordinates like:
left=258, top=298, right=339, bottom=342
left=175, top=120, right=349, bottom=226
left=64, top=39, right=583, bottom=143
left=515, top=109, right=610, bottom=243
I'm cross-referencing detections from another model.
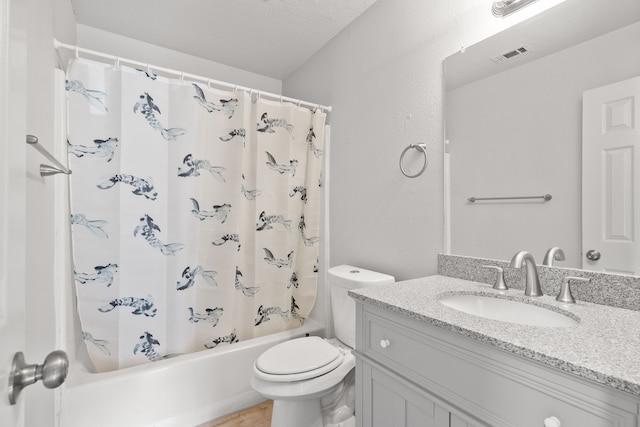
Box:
left=349, top=275, right=640, bottom=397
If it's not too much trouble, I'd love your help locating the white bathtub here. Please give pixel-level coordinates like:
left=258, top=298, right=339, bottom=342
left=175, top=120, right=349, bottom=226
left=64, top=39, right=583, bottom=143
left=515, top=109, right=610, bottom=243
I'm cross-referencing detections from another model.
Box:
left=58, top=319, right=324, bottom=427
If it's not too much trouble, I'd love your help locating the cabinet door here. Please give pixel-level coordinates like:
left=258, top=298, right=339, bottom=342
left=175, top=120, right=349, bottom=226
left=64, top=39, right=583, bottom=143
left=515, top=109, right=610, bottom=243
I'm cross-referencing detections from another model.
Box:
left=360, top=361, right=449, bottom=427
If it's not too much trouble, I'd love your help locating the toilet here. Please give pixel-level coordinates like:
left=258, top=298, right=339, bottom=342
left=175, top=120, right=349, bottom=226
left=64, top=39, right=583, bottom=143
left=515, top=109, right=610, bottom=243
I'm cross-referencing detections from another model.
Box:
left=251, top=265, right=394, bottom=427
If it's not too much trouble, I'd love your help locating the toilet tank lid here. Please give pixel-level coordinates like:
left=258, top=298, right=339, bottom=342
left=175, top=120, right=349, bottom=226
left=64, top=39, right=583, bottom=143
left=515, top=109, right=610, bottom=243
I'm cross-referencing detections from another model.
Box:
left=328, top=265, right=395, bottom=288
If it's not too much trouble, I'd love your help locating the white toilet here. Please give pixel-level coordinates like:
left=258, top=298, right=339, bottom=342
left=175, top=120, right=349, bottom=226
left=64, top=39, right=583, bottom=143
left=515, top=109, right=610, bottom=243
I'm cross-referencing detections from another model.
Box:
left=251, top=265, right=395, bottom=427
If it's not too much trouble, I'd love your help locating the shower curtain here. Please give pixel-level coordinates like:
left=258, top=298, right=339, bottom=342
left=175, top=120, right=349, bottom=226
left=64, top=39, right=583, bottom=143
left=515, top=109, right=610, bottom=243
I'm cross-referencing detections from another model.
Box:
left=66, top=58, right=325, bottom=372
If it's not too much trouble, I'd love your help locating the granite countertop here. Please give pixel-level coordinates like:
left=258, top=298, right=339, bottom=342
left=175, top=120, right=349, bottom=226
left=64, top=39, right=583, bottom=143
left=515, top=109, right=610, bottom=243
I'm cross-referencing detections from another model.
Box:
left=348, top=275, right=640, bottom=397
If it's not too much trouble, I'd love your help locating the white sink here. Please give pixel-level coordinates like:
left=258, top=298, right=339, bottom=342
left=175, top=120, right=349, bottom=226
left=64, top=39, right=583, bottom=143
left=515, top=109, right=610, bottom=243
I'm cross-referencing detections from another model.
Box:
left=438, top=294, right=578, bottom=327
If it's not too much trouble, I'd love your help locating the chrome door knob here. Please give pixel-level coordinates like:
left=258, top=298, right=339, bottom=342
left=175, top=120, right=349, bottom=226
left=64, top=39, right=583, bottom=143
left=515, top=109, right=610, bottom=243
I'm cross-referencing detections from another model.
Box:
left=8, top=350, right=69, bottom=405
left=586, top=250, right=601, bottom=261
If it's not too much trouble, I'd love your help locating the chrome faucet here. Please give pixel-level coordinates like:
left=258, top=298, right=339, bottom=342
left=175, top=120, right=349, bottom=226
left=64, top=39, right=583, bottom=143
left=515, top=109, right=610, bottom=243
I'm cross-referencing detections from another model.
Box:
left=509, top=251, right=543, bottom=296
left=543, top=247, right=565, bottom=266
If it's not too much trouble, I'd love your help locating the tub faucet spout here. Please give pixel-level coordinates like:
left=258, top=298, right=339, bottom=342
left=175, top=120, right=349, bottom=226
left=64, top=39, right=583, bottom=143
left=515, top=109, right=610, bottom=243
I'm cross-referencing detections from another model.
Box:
left=509, top=251, right=543, bottom=297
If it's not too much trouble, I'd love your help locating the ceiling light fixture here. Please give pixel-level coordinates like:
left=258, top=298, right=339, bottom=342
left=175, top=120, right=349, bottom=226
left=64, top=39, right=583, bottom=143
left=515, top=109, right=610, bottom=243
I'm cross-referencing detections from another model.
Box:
left=492, top=0, right=540, bottom=17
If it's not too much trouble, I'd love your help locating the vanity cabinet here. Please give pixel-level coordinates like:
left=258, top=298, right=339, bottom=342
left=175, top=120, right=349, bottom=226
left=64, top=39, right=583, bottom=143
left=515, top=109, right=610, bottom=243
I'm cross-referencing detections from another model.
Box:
left=354, top=302, right=639, bottom=427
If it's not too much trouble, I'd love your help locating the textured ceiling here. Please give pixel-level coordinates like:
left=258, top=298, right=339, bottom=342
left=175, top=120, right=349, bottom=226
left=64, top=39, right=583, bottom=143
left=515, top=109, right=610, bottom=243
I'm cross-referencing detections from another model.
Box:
left=70, top=0, right=379, bottom=79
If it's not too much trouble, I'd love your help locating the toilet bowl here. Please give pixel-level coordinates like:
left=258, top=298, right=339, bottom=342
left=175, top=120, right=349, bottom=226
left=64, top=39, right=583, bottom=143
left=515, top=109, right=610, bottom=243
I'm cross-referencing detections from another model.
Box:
left=251, top=337, right=355, bottom=427
left=251, top=265, right=395, bottom=427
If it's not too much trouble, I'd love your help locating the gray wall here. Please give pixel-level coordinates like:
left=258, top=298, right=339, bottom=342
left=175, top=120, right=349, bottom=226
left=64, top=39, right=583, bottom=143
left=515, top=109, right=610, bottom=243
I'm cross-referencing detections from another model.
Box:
left=282, top=0, right=564, bottom=280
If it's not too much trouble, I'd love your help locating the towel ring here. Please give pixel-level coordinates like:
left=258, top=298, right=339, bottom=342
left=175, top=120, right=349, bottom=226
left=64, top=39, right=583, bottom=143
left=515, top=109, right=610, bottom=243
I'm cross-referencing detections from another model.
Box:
left=399, top=143, right=428, bottom=178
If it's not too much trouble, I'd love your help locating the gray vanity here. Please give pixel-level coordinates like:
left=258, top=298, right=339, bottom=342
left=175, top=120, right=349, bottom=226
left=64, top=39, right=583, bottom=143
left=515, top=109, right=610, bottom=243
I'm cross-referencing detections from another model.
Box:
left=350, top=262, right=640, bottom=426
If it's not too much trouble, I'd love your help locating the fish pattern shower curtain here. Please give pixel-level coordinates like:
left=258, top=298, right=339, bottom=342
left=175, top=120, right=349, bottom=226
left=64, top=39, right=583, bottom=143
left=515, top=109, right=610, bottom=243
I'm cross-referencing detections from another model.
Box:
left=66, top=58, right=325, bottom=372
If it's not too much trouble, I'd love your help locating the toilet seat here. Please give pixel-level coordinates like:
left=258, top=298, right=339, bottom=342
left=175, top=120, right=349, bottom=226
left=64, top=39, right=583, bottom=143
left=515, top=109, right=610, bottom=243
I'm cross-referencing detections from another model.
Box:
left=254, top=336, right=344, bottom=382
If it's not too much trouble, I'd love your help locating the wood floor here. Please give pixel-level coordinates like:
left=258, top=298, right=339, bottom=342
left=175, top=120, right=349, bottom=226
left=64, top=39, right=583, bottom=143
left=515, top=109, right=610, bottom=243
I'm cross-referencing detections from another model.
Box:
left=198, top=400, right=273, bottom=427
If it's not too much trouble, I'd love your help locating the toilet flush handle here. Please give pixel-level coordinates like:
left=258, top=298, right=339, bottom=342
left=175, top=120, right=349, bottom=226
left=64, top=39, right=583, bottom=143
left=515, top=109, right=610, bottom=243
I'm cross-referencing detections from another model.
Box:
left=379, top=339, right=390, bottom=349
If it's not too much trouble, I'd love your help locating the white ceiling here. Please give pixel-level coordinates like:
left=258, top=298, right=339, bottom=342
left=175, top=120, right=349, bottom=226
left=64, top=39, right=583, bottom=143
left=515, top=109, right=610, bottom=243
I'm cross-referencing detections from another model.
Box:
left=70, top=0, right=379, bottom=79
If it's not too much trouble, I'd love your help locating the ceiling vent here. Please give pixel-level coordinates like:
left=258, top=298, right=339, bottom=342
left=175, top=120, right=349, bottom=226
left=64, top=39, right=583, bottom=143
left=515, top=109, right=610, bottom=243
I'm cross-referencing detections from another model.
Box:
left=490, top=46, right=529, bottom=64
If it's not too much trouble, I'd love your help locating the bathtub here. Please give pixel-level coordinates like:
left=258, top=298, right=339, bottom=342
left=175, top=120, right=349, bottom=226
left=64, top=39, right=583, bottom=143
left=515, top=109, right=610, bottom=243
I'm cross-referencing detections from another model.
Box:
left=58, top=319, right=324, bottom=427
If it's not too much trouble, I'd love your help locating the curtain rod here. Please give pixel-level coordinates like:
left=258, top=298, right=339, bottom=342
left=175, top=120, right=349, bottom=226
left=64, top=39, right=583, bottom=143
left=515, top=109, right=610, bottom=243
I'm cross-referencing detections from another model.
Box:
left=53, top=39, right=332, bottom=113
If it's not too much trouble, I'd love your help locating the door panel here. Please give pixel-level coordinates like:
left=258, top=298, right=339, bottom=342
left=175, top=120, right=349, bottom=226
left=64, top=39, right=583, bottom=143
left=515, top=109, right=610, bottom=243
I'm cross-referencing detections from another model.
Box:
left=0, top=0, right=27, bottom=425
left=583, top=76, right=640, bottom=274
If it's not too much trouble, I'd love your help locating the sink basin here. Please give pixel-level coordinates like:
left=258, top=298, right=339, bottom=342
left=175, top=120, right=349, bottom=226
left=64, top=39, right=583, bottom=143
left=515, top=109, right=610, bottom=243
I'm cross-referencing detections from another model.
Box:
left=438, top=294, right=578, bottom=327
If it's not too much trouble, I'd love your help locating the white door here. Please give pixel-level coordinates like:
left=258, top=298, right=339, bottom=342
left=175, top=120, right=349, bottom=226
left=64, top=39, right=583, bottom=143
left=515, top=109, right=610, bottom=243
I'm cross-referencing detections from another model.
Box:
left=582, top=76, right=640, bottom=274
left=0, top=0, right=27, bottom=425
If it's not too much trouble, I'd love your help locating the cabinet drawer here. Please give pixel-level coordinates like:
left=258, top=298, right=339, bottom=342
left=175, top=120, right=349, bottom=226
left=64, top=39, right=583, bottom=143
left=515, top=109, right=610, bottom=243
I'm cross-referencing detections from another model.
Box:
left=361, top=307, right=638, bottom=427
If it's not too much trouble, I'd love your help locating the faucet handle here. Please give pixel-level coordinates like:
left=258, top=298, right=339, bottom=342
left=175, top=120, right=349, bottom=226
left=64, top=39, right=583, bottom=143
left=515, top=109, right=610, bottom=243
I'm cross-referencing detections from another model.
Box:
left=556, top=276, right=590, bottom=304
left=482, top=265, right=508, bottom=291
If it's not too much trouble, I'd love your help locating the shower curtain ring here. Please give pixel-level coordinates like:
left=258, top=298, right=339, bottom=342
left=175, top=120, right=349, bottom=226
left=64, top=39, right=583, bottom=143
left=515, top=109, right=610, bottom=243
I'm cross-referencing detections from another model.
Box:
left=115, top=56, right=120, bottom=67
left=75, top=46, right=79, bottom=59
left=207, top=79, right=212, bottom=89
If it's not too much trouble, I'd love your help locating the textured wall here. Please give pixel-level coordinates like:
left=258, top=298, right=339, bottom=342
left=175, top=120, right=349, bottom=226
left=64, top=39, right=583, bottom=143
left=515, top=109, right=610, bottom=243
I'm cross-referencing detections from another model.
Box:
left=283, top=0, right=566, bottom=281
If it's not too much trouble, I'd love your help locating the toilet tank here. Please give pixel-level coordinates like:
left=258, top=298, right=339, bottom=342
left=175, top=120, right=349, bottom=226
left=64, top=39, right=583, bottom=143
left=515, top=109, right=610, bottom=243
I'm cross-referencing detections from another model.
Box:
left=328, top=265, right=395, bottom=348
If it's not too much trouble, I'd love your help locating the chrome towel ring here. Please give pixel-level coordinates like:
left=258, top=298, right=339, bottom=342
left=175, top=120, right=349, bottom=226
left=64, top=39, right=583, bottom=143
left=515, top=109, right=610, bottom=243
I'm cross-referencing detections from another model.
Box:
left=399, top=143, right=428, bottom=178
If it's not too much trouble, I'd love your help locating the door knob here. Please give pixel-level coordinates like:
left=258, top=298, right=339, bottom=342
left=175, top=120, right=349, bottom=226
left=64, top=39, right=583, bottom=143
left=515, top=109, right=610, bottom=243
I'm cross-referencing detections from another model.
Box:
left=8, top=350, right=69, bottom=405
left=586, top=250, right=601, bottom=261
